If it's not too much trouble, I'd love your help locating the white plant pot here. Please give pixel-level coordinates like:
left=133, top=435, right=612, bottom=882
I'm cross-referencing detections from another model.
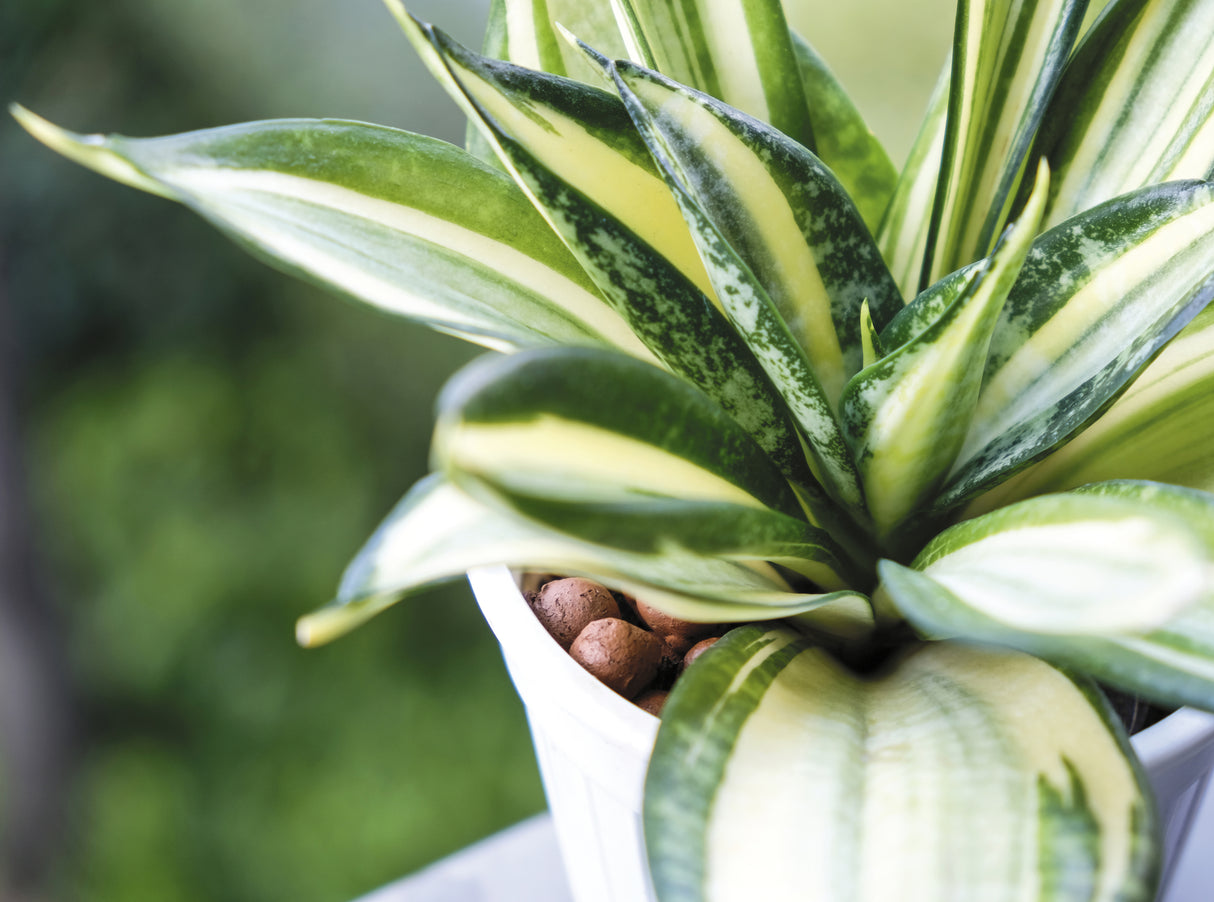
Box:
left=469, top=565, right=1214, bottom=902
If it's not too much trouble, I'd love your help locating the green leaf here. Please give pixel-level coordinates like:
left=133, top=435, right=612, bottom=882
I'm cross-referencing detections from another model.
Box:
left=788, top=31, right=897, bottom=234
left=883, top=489, right=1214, bottom=638
left=607, top=0, right=815, bottom=149
left=497, top=0, right=632, bottom=84
left=646, top=628, right=1157, bottom=902
left=840, top=165, right=1048, bottom=547
left=939, top=180, right=1214, bottom=511
left=433, top=348, right=861, bottom=589
left=12, top=107, right=646, bottom=357
left=399, top=18, right=822, bottom=487
left=387, top=5, right=719, bottom=304
left=875, top=60, right=950, bottom=299
left=1026, top=0, right=1214, bottom=230
left=925, top=0, right=1087, bottom=281
left=295, top=475, right=860, bottom=646
left=970, top=304, right=1214, bottom=510
left=607, top=61, right=903, bottom=518
left=887, top=481, right=1214, bottom=713
left=611, top=60, right=903, bottom=405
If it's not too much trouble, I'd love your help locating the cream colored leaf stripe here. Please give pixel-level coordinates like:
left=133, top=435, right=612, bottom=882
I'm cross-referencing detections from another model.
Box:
left=886, top=491, right=1214, bottom=639
left=609, top=62, right=878, bottom=516
left=926, top=0, right=1086, bottom=282
left=974, top=304, right=1214, bottom=507
left=1032, top=0, right=1214, bottom=229
left=13, top=107, right=647, bottom=356
left=613, top=0, right=813, bottom=149
left=940, top=180, right=1214, bottom=509
left=645, top=630, right=1156, bottom=901
left=402, top=22, right=823, bottom=486
left=842, top=167, right=1047, bottom=545
left=876, top=60, right=949, bottom=300
left=295, top=476, right=851, bottom=647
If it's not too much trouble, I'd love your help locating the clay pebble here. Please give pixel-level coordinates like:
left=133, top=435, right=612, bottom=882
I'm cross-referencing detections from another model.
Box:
left=570, top=617, right=665, bottom=699
left=683, top=637, right=719, bottom=669
left=636, top=599, right=718, bottom=656
left=530, top=577, right=620, bottom=649
left=634, top=689, right=669, bottom=717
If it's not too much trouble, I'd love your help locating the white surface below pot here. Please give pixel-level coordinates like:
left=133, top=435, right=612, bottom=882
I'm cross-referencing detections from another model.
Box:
left=469, top=566, right=1214, bottom=902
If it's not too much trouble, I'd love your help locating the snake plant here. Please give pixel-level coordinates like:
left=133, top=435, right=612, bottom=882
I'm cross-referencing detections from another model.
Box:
left=15, top=0, right=1214, bottom=898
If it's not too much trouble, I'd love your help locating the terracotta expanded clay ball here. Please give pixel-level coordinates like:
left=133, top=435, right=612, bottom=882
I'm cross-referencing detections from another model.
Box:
left=570, top=617, right=665, bottom=699
left=634, top=689, right=669, bottom=717
left=636, top=599, right=717, bottom=656
left=684, top=637, right=719, bottom=669
left=531, top=577, right=620, bottom=649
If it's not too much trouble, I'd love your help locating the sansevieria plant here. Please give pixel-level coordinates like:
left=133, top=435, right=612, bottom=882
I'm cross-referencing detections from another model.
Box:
left=15, top=0, right=1214, bottom=897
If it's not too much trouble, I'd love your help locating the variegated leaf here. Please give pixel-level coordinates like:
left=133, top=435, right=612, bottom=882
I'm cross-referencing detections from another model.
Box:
left=295, top=475, right=861, bottom=646
left=840, top=165, right=1048, bottom=547
left=433, top=348, right=861, bottom=588
left=788, top=31, right=897, bottom=233
left=609, top=59, right=903, bottom=404
left=396, top=16, right=822, bottom=486
left=887, top=482, right=1214, bottom=712
left=607, top=0, right=814, bottom=149
left=970, top=304, right=1214, bottom=510
left=1028, top=0, right=1214, bottom=230
left=608, top=62, right=903, bottom=516
left=498, top=0, right=632, bottom=84
left=876, top=61, right=950, bottom=300
left=12, top=107, right=651, bottom=357
left=925, top=0, right=1087, bottom=281
left=939, top=180, right=1214, bottom=512
left=646, top=628, right=1157, bottom=902
left=388, top=3, right=718, bottom=304
left=882, top=490, right=1214, bottom=638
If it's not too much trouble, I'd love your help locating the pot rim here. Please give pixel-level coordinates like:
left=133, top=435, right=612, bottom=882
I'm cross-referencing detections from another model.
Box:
left=468, top=565, right=1214, bottom=766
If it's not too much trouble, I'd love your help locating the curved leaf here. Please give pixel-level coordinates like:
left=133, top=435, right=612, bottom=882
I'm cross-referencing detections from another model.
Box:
left=398, top=17, right=822, bottom=486
left=971, top=304, right=1214, bottom=509
left=646, top=629, right=1157, bottom=902
left=841, top=166, right=1047, bottom=546
left=788, top=30, right=897, bottom=233
left=1027, top=0, right=1214, bottom=229
left=883, top=490, right=1214, bottom=639
left=295, top=475, right=858, bottom=646
left=607, top=61, right=889, bottom=517
left=12, top=107, right=650, bottom=356
left=607, top=0, right=814, bottom=149
left=889, top=482, right=1214, bottom=713
left=433, top=348, right=861, bottom=588
left=939, top=180, right=1214, bottom=511
left=925, top=0, right=1087, bottom=281
left=611, top=60, right=903, bottom=406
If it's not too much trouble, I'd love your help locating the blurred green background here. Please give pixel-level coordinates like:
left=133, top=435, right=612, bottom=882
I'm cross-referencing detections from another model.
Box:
left=0, top=1, right=951, bottom=900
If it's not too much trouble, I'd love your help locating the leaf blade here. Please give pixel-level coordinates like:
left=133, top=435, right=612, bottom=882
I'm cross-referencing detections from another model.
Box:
left=940, top=180, right=1214, bottom=510
left=646, top=629, right=1158, bottom=902
left=1028, top=0, right=1214, bottom=229
left=13, top=107, right=646, bottom=356
left=295, top=475, right=857, bottom=646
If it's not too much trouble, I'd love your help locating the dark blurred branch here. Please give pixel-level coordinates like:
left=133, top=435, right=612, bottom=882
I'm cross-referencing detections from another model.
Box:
left=0, top=250, right=73, bottom=900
